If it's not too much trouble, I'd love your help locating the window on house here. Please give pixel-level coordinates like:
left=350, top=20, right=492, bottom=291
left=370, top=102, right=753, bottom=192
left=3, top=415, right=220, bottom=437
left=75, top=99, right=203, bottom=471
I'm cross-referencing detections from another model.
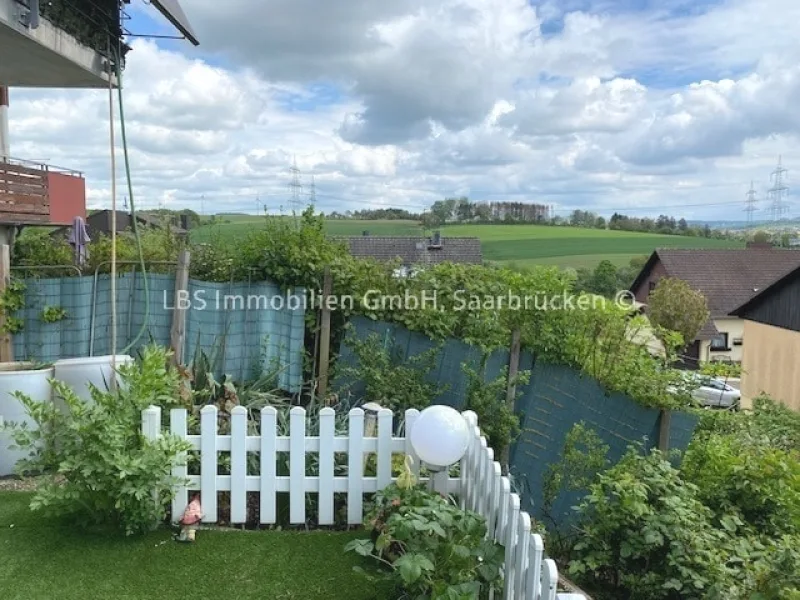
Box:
left=710, top=333, right=729, bottom=351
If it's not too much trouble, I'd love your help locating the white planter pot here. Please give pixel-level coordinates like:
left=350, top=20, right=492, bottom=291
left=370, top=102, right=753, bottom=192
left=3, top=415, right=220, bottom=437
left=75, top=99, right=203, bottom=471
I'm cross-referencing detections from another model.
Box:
left=0, top=362, right=54, bottom=477
left=53, top=355, right=134, bottom=406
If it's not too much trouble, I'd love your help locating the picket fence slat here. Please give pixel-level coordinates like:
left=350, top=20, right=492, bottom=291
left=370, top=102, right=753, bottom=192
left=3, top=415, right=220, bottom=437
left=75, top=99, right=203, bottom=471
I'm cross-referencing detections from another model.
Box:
left=200, top=405, right=218, bottom=522
left=377, top=409, right=392, bottom=489
left=290, top=407, right=306, bottom=524
left=542, top=559, right=559, bottom=600
left=528, top=533, right=544, bottom=599
left=347, top=408, right=364, bottom=525
left=150, top=405, right=582, bottom=600
left=504, top=494, right=520, bottom=598
left=260, top=407, right=277, bottom=524
left=230, top=407, right=248, bottom=524
left=404, top=408, right=420, bottom=477
left=515, top=512, right=532, bottom=597
left=318, top=407, right=335, bottom=526
left=170, top=408, right=188, bottom=522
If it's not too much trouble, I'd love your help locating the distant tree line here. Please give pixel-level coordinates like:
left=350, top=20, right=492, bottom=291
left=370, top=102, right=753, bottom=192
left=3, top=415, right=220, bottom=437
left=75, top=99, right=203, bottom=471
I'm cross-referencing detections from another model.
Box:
left=326, top=208, right=421, bottom=220
left=559, top=210, right=730, bottom=239
left=423, top=198, right=550, bottom=227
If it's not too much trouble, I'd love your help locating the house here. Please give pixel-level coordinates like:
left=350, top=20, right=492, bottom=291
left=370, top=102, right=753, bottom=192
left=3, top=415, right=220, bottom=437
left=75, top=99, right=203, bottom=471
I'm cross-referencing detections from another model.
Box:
left=1, top=0, right=197, bottom=244
left=731, top=264, right=800, bottom=411
left=51, top=209, right=188, bottom=240
left=630, top=244, right=800, bottom=367
left=345, top=232, right=482, bottom=274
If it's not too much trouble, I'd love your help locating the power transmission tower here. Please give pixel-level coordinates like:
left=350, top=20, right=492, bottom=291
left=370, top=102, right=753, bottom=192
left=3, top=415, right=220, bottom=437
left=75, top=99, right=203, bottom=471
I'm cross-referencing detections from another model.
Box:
left=288, top=156, right=304, bottom=219
left=744, top=181, right=757, bottom=226
left=768, top=155, right=789, bottom=223
left=308, top=175, right=316, bottom=206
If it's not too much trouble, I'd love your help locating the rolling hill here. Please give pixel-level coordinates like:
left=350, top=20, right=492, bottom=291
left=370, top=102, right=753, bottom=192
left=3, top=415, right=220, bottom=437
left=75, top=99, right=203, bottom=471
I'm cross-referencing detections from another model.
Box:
left=191, top=217, right=743, bottom=270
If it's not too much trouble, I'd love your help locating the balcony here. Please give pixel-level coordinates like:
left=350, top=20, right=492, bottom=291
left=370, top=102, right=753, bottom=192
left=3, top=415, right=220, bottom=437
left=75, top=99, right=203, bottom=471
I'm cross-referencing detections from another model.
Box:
left=0, top=157, right=85, bottom=225
left=0, top=0, right=121, bottom=88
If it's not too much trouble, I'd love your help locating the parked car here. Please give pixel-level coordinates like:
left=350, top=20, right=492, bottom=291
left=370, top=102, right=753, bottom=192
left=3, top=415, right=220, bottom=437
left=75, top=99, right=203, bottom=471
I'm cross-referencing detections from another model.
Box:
left=667, top=372, right=741, bottom=409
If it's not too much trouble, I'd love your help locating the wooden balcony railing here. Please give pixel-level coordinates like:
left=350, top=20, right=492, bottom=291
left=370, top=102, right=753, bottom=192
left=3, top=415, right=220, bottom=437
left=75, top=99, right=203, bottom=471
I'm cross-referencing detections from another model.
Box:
left=0, top=159, right=50, bottom=224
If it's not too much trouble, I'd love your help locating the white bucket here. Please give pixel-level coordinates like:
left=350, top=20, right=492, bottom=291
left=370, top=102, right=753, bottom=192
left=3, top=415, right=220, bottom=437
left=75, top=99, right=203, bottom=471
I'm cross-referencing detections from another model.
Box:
left=0, top=363, right=54, bottom=477
left=53, top=355, right=134, bottom=405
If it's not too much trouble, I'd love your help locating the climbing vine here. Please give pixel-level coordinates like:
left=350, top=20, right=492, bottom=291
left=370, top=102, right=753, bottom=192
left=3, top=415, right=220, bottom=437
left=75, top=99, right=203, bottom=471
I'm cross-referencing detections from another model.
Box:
left=0, top=280, right=26, bottom=334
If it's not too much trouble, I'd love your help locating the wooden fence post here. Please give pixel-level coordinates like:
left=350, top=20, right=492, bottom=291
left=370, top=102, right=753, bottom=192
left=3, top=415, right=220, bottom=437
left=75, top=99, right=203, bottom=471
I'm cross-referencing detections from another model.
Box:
left=317, top=267, right=333, bottom=402
left=169, top=249, right=190, bottom=366
left=501, top=327, right=522, bottom=470
left=658, top=409, right=672, bottom=451
left=0, top=244, right=13, bottom=362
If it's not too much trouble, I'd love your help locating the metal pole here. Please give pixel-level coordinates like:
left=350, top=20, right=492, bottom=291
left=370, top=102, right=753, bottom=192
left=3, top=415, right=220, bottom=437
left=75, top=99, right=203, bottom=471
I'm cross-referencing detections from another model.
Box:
left=0, top=87, right=9, bottom=161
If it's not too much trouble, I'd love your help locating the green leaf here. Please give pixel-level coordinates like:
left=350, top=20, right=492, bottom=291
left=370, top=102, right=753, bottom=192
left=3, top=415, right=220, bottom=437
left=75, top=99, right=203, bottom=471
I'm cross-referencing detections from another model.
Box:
left=344, top=539, right=375, bottom=557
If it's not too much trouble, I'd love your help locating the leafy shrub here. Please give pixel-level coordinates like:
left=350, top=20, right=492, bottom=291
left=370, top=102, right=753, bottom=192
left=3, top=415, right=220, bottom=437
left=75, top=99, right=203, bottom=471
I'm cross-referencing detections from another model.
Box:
left=7, top=345, right=190, bottom=535
left=541, top=422, right=609, bottom=535
left=570, top=448, right=729, bottom=600
left=699, top=361, right=742, bottom=379
left=12, top=229, right=74, bottom=274
left=682, top=433, right=800, bottom=538
left=346, top=481, right=503, bottom=599
left=338, top=332, right=445, bottom=412
left=463, top=358, right=530, bottom=466
left=693, top=394, right=800, bottom=453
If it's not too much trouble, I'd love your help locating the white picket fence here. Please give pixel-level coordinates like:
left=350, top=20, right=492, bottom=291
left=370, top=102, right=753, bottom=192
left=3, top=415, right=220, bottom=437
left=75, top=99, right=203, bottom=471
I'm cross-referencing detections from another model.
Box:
left=141, top=404, right=584, bottom=600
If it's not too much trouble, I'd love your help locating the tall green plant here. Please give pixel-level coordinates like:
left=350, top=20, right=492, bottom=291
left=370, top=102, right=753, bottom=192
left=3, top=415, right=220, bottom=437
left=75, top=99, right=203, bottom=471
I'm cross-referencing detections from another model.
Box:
left=463, top=357, right=530, bottom=467
left=7, top=345, right=190, bottom=535
left=338, top=332, right=445, bottom=412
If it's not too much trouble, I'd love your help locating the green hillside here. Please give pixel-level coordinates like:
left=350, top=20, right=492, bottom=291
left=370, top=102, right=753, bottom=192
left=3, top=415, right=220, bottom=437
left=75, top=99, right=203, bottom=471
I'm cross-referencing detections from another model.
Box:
left=191, top=217, right=742, bottom=269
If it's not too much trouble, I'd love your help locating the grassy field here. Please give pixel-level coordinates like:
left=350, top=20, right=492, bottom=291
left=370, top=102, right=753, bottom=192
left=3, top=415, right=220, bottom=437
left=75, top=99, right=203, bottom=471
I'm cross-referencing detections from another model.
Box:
left=192, top=217, right=742, bottom=270
left=0, top=491, right=389, bottom=600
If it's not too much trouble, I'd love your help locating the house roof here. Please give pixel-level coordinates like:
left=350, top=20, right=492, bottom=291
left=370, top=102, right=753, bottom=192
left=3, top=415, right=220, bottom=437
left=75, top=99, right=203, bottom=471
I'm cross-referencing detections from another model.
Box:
left=51, top=210, right=187, bottom=238
left=345, top=236, right=483, bottom=266
left=731, top=262, right=800, bottom=316
left=631, top=248, right=800, bottom=317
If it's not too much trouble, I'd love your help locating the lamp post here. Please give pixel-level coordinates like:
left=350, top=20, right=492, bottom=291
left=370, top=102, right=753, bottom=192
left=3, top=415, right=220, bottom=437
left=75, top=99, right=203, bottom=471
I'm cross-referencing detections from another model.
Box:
left=409, top=405, right=470, bottom=494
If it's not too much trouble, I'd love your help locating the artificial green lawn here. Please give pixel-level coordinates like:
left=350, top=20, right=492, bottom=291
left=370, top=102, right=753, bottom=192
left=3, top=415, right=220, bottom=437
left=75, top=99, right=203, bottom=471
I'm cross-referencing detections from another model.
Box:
left=0, top=492, right=390, bottom=600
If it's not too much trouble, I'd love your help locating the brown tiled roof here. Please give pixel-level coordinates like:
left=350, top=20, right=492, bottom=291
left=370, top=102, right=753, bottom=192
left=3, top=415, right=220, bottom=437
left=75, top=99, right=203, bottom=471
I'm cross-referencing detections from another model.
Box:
left=654, top=248, right=800, bottom=316
left=345, top=236, right=482, bottom=266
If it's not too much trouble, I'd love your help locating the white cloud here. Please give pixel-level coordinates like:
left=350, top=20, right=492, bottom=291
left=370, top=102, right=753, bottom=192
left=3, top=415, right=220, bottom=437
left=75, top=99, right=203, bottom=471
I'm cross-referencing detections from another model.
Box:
left=5, top=0, right=800, bottom=221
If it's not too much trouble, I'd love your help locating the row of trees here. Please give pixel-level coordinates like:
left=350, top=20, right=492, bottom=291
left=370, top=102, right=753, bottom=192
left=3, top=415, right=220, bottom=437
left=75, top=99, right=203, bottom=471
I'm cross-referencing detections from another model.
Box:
left=422, top=198, right=551, bottom=227
left=327, top=208, right=421, bottom=220
left=565, top=210, right=729, bottom=239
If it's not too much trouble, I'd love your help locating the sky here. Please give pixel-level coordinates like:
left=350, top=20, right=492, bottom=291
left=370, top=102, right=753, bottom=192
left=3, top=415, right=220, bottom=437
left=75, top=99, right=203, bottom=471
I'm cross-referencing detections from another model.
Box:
left=7, top=0, right=800, bottom=220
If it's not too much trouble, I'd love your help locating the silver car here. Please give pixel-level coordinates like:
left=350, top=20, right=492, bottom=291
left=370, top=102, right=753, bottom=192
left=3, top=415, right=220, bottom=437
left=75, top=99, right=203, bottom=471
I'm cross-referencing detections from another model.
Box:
left=668, top=372, right=741, bottom=409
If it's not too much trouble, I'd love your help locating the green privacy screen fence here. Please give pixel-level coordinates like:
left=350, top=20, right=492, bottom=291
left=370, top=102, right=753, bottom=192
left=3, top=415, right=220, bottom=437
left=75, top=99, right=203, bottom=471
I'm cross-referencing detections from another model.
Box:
left=338, top=316, right=699, bottom=529
left=11, top=273, right=306, bottom=393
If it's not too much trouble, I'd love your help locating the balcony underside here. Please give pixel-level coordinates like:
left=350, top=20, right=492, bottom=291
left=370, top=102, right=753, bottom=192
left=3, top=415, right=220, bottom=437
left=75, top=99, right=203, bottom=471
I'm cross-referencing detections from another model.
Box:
left=0, top=0, right=114, bottom=88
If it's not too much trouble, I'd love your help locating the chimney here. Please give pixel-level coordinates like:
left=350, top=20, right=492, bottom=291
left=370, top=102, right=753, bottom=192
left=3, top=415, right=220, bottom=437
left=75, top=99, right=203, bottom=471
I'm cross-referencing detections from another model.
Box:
left=429, top=230, right=442, bottom=248
left=362, top=230, right=370, bottom=236
left=746, top=242, right=773, bottom=250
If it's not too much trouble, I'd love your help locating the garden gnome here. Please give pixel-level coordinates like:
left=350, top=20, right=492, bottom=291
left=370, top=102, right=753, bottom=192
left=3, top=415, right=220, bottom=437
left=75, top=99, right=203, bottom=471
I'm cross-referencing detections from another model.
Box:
left=175, top=493, right=203, bottom=543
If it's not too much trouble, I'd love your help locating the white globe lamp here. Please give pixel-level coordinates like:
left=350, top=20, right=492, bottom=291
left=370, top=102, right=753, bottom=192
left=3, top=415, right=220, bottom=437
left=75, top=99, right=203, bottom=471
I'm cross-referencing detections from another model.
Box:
left=410, top=405, right=470, bottom=469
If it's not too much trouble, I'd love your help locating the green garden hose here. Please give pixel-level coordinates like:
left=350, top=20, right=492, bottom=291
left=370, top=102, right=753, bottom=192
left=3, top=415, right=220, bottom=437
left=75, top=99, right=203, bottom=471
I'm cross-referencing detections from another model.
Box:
left=114, top=53, right=150, bottom=355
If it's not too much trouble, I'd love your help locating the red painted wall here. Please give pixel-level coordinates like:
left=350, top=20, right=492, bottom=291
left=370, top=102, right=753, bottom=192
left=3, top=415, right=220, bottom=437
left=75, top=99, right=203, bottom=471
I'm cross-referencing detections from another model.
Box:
left=47, top=172, right=86, bottom=225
